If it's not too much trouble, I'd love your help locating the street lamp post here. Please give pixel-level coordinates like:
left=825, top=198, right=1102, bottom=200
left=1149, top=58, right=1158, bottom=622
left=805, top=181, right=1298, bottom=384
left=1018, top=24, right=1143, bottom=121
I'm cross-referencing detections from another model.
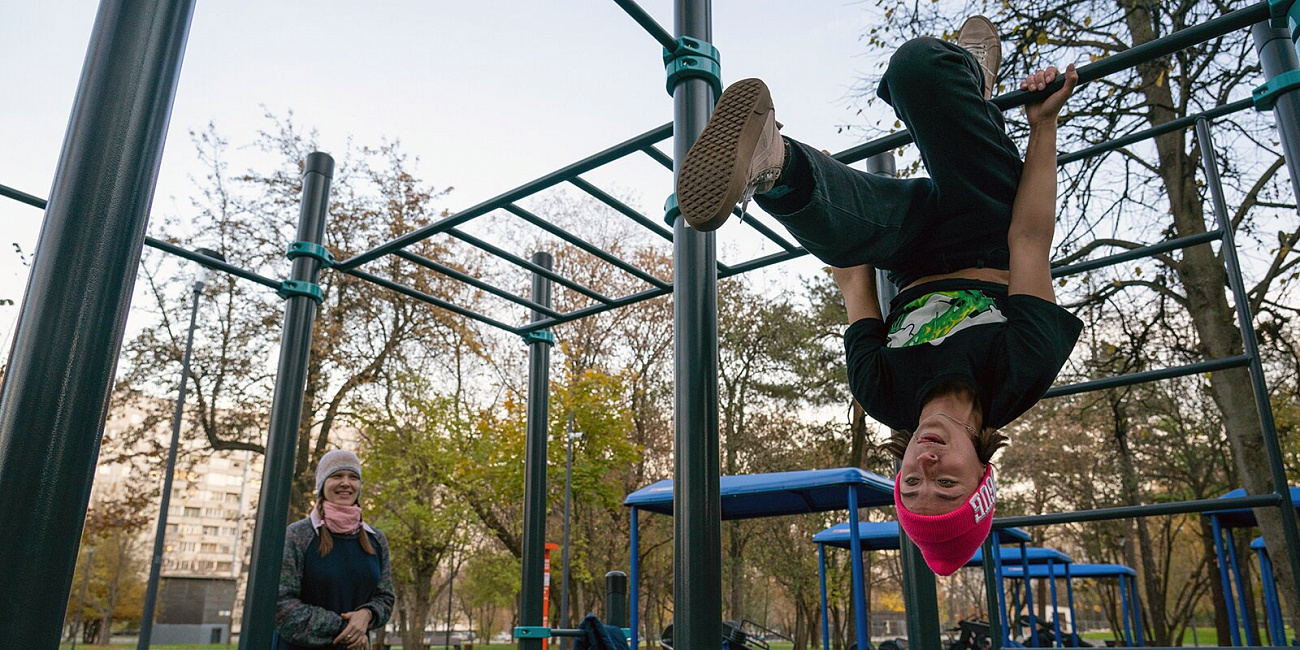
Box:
left=137, top=248, right=225, bottom=649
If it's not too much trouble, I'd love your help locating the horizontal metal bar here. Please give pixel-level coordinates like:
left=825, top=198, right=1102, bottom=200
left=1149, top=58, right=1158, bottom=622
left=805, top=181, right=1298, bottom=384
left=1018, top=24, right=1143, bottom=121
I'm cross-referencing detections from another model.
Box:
left=1059, top=99, right=1252, bottom=165
left=342, top=267, right=521, bottom=335
left=2, top=182, right=286, bottom=291
left=521, top=286, right=671, bottom=333
left=145, top=237, right=281, bottom=290
left=718, top=249, right=809, bottom=278
left=641, top=145, right=674, bottom=171
left=831, top=1, right=1270, bottom=166
left=1045, top=354, right=1250, bottom=398
left=734, top=208, right=801, bottom=252
left=447, top=227, right=615, bottom=305
left=1051, top=230, right=1223, bottom=278
left=610, top=0, right=678, bottom=53
left=568, top=176, right=675, bottom=242
left=994, top=494, right=1281, bottom=528
left=335, top=123, right=673, bottom=271
left=0, top=183, right=46, bottom=209
left=502, top=203, right=670, bottom=289
left=393, top=250, right=562, bottom=319
left=548, top=628, right=586, bottom=638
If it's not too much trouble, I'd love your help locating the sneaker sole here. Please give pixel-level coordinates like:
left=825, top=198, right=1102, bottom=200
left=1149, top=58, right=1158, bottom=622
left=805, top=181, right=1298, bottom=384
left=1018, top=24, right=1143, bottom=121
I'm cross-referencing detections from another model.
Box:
left=676, top=78, right=774, bottom=232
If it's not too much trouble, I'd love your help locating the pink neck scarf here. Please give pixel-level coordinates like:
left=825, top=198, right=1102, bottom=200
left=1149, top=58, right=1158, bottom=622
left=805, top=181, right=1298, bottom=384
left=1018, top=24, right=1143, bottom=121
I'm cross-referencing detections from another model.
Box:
left=321, top=501, right=363, bottom=534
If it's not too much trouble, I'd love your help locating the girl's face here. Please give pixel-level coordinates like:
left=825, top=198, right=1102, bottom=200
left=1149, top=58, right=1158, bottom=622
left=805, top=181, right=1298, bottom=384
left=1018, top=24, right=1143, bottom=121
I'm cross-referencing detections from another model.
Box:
left=898, top=408, right=985, bottom=516
left=322, top=470, right=360, bottom=507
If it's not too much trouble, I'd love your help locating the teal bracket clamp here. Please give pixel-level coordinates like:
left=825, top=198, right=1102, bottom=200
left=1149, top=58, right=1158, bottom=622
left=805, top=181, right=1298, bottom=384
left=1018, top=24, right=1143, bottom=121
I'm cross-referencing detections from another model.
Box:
left=278, top=279, right=324, bottom=303
left=622, top=628, right=632, bottom=638
left=663, top=193, right=680, bottom=227
left=664, top=36, right=721, bottom=98
left=287, top=241, right=335, bottom=267
left=514, top=626, right=552, bottom=639
left=521, top=330, right=555, bottom=347
left=1254, top=70, right=1300, bottom=111
left=1269, top=0, right=1296, bottom=29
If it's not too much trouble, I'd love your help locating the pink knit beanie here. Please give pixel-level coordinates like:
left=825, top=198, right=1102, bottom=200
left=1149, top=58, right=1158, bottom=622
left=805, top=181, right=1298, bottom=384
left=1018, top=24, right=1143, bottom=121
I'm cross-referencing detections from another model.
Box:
left=894, top=465, right=996, bottom=576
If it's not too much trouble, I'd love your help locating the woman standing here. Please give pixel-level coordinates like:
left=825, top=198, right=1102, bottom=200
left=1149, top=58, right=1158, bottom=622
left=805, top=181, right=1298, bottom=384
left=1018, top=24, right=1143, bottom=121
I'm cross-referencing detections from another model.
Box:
left=276, top=450, right=394, bottom=649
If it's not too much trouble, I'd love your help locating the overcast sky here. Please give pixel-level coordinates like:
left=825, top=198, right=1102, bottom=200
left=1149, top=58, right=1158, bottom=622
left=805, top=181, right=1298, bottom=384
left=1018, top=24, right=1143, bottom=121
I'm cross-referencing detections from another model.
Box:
left=0, top=1, right=898, bottom=346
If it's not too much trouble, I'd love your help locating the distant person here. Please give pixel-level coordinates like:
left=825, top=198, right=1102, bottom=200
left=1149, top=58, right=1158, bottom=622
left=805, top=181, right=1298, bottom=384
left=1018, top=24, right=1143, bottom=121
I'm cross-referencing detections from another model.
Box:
left=276, top=449, right=394, bottom=649
left=675, top=17, right=1082, bottom=574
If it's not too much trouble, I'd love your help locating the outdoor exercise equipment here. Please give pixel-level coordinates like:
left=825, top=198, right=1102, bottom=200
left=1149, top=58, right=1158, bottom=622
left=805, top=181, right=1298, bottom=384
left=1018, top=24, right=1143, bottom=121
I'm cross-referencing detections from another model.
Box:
left=1249, top=536, right=1290, bottom=646
left=7, top=0, right=1300, bottom=647
left=1206, top=485, right=1300, bottom=646
left=1002, top=564, right=1141, bottom=648
left=624, top=468, right=894, bottom=650
left=813, top=521, right=1032, bottom=648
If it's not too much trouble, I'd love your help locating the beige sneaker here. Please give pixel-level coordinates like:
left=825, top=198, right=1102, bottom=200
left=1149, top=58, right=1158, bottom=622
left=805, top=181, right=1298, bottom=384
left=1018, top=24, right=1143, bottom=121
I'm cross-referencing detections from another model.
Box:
left=956, top=16, right=1001, bottom=100
left=676, top=78, right=784, bottom=231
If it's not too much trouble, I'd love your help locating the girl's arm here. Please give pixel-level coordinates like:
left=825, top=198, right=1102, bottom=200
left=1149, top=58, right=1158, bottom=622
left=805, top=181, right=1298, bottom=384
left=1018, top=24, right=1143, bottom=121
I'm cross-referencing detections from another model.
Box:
left=832, top=264, right=883, bottom=323
left=1008, top=64, right=1078, bottom=302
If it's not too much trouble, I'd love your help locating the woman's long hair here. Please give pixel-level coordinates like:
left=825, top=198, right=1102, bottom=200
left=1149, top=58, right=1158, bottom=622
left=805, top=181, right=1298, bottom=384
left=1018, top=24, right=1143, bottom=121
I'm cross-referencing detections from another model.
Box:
left=316, top=499, right=376, bottom=557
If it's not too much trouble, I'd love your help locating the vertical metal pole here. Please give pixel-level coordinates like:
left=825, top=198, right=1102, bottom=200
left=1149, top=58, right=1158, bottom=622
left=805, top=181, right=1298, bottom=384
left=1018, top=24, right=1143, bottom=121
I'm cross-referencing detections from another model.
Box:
left=1198, top=114, right=1300, bottom=642
left=1225, top=529, right=1258, bottom=645
left=1020, top=543, right=1037, bottom=648
left=1046, top=562, right=1062, bottom=647
left=1119, top=575, right=1132, bottom=646
left=1064, top=566, right=1077, bottom=647
left=1254, top=24, right=1300, bottom=202
left=560, top=413, right=575, bottom=648
left=980, top=536, right=1004, bottom=650
left=138, top=281, right=204, bottom=649
left=1131, top=577, right=1146, bottom=646
left=0, top=0, right=196, bottom=642
left=1259, top=550, right=1282, bottom=644
left=519, top=251, right=554, bottom=650
left=818, top=545, right=830, bottom=650
left=670, top=0, right=721, bottom=647
left=847, top=490, right=869, bottom=650
left=630, top=508, right=640, bottom=650
left=238, top=152, right=334, bottom=650
left=605, top=571, right=629, bottom=629
left=1212, top=516, right=1243, bottom=645
left=878, top=268, right=942, bottom=649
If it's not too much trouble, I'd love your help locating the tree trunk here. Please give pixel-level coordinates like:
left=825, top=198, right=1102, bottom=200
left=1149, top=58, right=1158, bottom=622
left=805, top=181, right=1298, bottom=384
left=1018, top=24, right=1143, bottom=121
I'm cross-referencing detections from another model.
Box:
left=729, top=522, right=745, bottom=619
left=1121, top=0, right=1300, bottom=633
left=401, top=570, right=434, bottom=650
left=1199, top=516, right=1234, bottom=645
left=1112, top=399, right=1169, bottom=644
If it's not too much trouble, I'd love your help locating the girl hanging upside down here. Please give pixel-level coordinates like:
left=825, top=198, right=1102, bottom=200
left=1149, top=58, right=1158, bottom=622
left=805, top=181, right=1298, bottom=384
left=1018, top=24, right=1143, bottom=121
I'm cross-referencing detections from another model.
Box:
left=675, top=16, right=1083, bottom=575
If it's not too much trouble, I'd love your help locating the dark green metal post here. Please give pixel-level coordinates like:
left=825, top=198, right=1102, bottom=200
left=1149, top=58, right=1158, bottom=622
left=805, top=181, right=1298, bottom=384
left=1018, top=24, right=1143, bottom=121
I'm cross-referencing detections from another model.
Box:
left=239, top=152, right=335, bottom=650
left=606, top=571, right=629, bottom=628
left=1255, top=23, right=1300, bottom=227
left=671, top=0, right=722, bottom=648
left=0, top=0, right=195, bottom=643
left=876, top=257, right=942, bottom=648
left=981, top=536, right=1004, bottom=649
left=519, top=251, right=554, bottom=650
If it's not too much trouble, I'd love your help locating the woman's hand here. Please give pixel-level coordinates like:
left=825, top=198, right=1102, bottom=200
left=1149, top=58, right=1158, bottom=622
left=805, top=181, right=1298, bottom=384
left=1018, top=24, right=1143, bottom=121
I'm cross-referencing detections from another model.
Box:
left=335, top=609, right=373, bottom=649
left=1021, top=63, right=1078, bottom=127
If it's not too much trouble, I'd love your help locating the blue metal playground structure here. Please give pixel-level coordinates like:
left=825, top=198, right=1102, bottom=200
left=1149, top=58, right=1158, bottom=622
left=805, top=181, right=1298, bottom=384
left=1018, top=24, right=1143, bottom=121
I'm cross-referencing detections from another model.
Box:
left=6, top=1, right=1300, bottom=649
left=1210, top=486, right=1300, bottom=646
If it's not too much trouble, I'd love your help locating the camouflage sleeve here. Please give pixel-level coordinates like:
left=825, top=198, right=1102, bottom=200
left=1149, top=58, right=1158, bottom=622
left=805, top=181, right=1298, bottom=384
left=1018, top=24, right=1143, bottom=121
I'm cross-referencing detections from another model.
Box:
left=361, top=528, right=395, bottom=629
left=274, top=519, right=345, bottom=646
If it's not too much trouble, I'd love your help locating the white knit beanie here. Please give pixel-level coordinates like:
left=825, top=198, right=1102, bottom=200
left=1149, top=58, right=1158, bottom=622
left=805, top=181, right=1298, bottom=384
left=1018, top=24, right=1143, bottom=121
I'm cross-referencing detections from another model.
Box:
left=315, top=449, right=363, bottom=496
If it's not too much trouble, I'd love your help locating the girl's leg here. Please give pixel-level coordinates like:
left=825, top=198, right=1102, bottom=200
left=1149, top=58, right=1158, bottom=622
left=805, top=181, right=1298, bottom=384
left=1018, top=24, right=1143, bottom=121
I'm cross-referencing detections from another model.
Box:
left=876, top=37, right=1023, bottom=277
left=754, top=138, right=937, bottom=270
